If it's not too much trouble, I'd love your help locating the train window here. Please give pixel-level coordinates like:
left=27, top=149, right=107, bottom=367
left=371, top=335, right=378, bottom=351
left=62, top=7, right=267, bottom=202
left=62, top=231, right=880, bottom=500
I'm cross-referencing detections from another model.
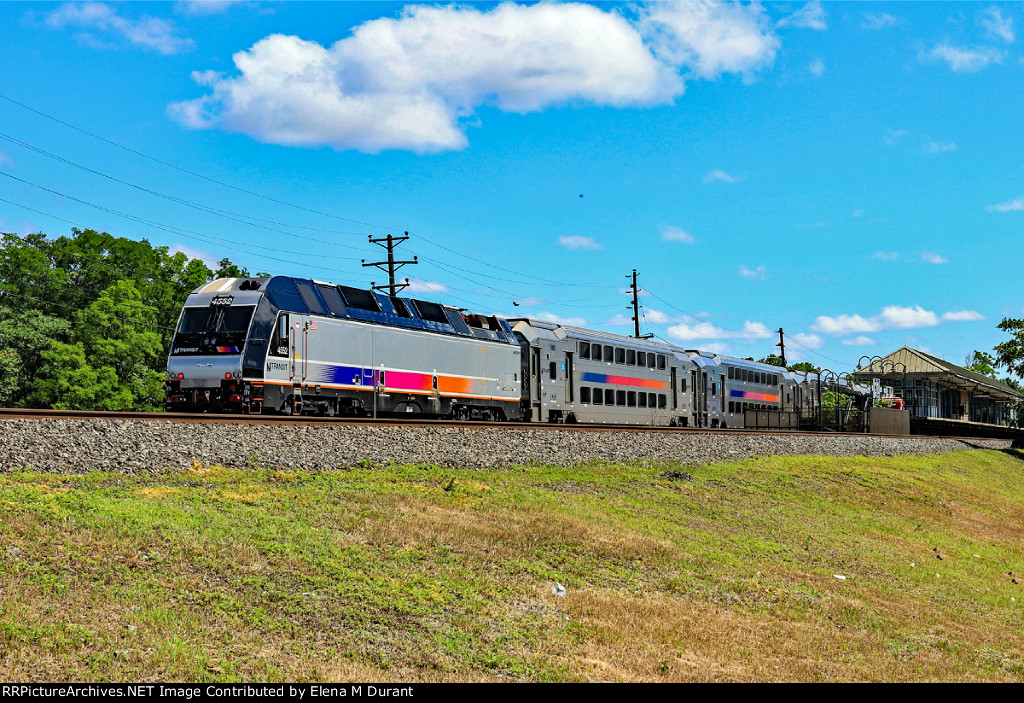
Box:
left=616, top=390, right=626, bottom=406
left=728, top=367, right=734, bottom=380
left=593, top=388, right=603, bottom=405
left=294, top=280, right=327, bottom=315
left=627, top=349, right=636, bottom=366
left=741, top=369, right=747, bottom=382
left=317, top=284, right=348, bottom=317
left=729, top=401, right=735, bottom=413
left=337, top=285, right=380, bottom=313
left=549, top=362, right=557, bottom=380
left=179, top=307, right=215, bottom=333
left=627, top=391, right=636, bottom=407
left=638, top=392, right=647, bottom=408
left=389, top=297, right=412, bottom=318
left=410, top=299, right=448, bottom=323
left=270, top=313, right=289, bottom=357
left=648, top=354, right=656, bottom=369
left=216, top=306, right=255, bottom=334
left=658, top=394, right=667, bottom=409
left=615, top=348, right=625, bottom=364
left=711, top=382, right=716, bottom=397
left=637, top=352, right=646, bottom=367
left=773, top=375, right=778, bottom=386
left=604, top=345, right=614, bottom=363
left=648, top=392, right=656, bottom=407
left=755, top=372, right=761, bottom=384
left=681, top=378, right=687, bottom=393
left=657, top=354, right=666, bottom=369
left=580, top=387, right=591, bottom=404
left=579, top=342, right=590, bottom=359
left=787, top=393, right=791, bottom=404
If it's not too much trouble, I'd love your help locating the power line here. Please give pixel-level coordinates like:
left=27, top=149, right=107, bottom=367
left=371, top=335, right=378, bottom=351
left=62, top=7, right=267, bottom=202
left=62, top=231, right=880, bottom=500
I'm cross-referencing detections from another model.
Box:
left=0, top=171, right=373, bottom=276
left=0, top=91, right=397, bottom=233
left=0, top=92, right=627, bottom=292
left=0, top=132, right=374, bottom=251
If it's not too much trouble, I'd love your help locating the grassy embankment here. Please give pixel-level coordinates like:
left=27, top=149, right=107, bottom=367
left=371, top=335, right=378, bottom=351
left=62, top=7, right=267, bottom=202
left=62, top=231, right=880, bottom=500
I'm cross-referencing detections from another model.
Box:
left=2, top=449, right=1024, bottom=682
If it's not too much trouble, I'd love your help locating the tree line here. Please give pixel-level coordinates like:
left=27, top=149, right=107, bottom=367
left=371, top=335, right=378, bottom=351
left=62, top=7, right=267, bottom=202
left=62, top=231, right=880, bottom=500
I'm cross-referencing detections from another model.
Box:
left=0, top=228, right=257, bottom=411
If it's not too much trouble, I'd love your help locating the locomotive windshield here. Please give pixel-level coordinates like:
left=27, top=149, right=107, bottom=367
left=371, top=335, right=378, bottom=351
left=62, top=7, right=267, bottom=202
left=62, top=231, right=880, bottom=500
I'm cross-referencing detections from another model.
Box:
left=171, top=305, right=255, bottom=355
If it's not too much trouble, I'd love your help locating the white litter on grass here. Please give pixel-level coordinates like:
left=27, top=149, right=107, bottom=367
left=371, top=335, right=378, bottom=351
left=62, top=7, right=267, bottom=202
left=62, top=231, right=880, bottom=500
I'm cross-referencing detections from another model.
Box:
left=552, top=583, right=566, bottom=598
left=936, top=573, right=941, bottom=578
left=911, top=563, right=915, bottom=567
left=974, top=555, right=981, bottom=558
left=833, top=575, right=846, bottom=581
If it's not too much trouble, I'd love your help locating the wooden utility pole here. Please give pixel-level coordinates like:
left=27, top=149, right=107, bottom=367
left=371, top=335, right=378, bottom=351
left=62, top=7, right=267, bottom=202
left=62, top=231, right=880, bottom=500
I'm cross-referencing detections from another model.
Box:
left=362, top=232, right=418, bottom=296
left=627, top=269, right=653, bottom=339
left=776, top=327, right=787, bottom=367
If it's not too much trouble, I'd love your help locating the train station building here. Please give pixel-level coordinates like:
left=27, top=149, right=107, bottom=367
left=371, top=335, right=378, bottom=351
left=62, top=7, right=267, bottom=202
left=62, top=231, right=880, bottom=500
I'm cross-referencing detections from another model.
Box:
left=852, top=346, right=1024, bottom=426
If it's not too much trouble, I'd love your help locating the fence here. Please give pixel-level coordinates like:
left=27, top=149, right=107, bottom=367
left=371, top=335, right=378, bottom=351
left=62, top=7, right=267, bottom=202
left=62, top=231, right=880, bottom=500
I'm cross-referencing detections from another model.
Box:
left=743, top=409, right=801, bottom=430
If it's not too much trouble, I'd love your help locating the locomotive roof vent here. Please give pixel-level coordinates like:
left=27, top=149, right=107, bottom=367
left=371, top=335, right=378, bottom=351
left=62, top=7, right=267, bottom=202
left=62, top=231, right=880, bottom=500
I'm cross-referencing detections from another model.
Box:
left=239, top=279, right=261, bottom=291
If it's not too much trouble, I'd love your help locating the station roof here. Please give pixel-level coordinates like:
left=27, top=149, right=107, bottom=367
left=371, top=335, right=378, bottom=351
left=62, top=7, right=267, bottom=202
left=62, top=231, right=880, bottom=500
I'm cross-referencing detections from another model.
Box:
left=852, top=346, right=1024, bottom=402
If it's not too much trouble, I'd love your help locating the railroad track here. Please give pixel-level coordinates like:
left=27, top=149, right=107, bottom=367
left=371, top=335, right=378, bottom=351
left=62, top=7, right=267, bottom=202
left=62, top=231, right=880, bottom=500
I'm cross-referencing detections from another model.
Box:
left=0, top=407, right=1007, bottom=442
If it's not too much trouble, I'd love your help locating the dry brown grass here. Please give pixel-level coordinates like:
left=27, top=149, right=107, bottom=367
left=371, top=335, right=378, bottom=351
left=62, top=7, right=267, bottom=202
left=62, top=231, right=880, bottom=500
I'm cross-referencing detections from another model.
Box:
left=2, top=450, right=1024, bottom=682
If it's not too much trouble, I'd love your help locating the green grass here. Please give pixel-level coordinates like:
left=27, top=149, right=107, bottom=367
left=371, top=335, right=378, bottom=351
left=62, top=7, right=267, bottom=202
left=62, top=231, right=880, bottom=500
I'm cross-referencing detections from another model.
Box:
left=2, top=449, right=1024, bottom=681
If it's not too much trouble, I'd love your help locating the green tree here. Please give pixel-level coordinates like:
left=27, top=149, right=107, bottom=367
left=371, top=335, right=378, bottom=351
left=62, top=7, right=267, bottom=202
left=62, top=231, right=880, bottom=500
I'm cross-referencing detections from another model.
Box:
left=995, top=318, right=1024, bottom=378
left=787, top=361, right=819, bottom=373
left=0, top=227, right=249, bottom=410
left=758, top=354, right=786, bottom=367
left=965, top=350, right=999, bottom=377
left=27, top=342, right=129, bottom=411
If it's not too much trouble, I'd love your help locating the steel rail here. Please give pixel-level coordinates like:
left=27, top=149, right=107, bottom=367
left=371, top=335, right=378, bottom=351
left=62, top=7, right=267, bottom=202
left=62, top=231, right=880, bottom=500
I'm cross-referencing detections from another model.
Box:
left=0, top=407, right=1011, bottom=442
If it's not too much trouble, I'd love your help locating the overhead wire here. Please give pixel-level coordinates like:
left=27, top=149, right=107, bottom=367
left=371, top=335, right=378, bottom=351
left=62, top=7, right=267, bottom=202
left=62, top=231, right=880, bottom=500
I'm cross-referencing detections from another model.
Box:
left=0, top=92, right=628, bottom=292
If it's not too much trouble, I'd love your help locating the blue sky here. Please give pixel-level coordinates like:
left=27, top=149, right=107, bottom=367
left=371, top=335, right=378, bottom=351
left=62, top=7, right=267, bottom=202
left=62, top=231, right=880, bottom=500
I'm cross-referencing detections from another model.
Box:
left=1, top=1, right=1022, bottom=373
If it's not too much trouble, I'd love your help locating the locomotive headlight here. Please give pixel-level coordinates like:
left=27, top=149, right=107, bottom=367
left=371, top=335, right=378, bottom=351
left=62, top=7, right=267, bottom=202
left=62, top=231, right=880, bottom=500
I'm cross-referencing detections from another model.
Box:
left=233, top=371, right=242, bottom=379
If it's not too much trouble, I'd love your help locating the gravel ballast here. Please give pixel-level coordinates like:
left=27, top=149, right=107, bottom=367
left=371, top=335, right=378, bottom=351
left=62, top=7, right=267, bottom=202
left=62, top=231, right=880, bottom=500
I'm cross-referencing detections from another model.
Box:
left=0, top=418, right=1012, bottom=474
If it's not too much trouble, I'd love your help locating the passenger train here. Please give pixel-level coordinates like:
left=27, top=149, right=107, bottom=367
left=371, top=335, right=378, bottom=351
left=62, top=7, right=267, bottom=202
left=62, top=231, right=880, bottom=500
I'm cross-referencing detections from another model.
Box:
left=164, top=275, right=861, bottom=427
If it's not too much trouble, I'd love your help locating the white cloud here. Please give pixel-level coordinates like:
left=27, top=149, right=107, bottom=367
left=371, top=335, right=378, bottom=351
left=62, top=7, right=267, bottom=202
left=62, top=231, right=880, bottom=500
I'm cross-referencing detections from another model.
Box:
left=941, top=310, right=984, bottom=322
left=403, top=278, right=449, bottom=294
left=644, top=308, right=672, bottom=325
left=920, top=250, right=948, bottom=264
left=169, top=243, right=217, bottom=262
left=842, top=336, right=877, bottom=346
left=980, top=6, right=1014, bottom=43
left=739, top=264, right=767, bottom=280
left=639, top=0, right=780, bottom=79
left=46, top=2, right=193, bottom=55
left=987, top=196, right=1024, bottom=212
left=879, top=304, right=940, bottom=329
left=792, top=332, right=823, bottom=349
left=778, top=2, right=827, bottom=31
left=558, top=235, right=601, bottom=251
left=928, top=44, right=1003, bottom=73
left=172, top=1, right=779, bottom=153
left=535, top=311, right=586, bottom=326
left=666, top=319, right=771, bottom=342
left=924, top=140, right=958, bottom=154
left=862, top=13, right=899, bottom=30
left=697, top=341, right=733, bottom=356
left=875, top=251, right=899, bottom=261
left=884, top=128, right=908, bottom=145
left=812, top=313, right=880, bottom=335
left=0, top=149, right=12, bottom=168
left=660, top=226, right=695, bottom=243
left=808, top=58, right=825, bottom=77
left=702, top=169, right=745, bottom=184
left=813, top=304, right=982, bottom=335
left=177, top=1, right=243, bottom=15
